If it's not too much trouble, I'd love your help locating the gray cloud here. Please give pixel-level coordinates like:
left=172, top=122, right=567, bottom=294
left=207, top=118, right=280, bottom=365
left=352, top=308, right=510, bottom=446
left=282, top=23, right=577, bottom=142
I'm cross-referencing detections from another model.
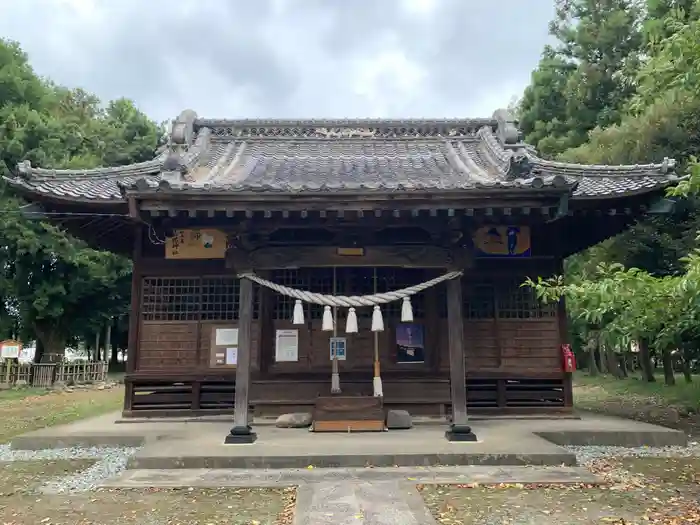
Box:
left=0, top=0, right=555, bottom=122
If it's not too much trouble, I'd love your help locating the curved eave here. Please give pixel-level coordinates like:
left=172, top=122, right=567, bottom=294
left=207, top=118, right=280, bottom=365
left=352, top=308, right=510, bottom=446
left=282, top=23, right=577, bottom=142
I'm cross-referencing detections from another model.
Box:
left=4, top=177, right=129, bottom=207
left=570, top=178, right=682, bottom=201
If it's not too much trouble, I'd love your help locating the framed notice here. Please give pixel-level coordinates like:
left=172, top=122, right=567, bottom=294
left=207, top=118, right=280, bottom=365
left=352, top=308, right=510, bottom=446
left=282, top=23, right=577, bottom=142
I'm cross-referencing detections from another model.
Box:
left=209, top=325, right=238, bottom=368
left=275, top=330, right=299, bottom=362
left=329, top=337, right=347, bottom=361
left=396, top=324, right=425, bottom=364
left=0, top=340, right=21, bottom=359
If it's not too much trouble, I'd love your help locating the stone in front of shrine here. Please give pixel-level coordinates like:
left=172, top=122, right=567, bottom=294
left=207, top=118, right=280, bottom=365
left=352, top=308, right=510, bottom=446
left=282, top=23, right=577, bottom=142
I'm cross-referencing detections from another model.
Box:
left=386, top=409, right=413, bottom=430
left=275, top=412, right=313, bottom=428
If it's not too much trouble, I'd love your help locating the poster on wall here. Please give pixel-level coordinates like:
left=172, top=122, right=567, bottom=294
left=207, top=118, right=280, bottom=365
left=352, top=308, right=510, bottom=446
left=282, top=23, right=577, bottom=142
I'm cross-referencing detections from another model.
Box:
left=225, top=347, right=238, bottom=365
left=473, top=225, right=531, bottom=257
left=396, top=324, right=425, bottom=364
left=275, top=330, right=299, bottom=362
left=165, top=229, right=227, bottom=259
left=215, top=328, right=238, bottom=346
left=329, top=337, right=347, bottom=361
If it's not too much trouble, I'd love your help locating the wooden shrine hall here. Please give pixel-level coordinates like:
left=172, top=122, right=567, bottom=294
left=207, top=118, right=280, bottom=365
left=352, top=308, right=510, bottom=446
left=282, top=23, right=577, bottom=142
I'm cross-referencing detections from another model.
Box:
left=5, top=109, right=679, bottom=442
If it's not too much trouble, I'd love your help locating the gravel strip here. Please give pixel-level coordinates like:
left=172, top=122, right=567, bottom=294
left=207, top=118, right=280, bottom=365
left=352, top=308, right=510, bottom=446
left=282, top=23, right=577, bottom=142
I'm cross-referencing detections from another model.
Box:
left=0, top=444, right=138, bottom=494
left=566, top=440, right=700, bottom=467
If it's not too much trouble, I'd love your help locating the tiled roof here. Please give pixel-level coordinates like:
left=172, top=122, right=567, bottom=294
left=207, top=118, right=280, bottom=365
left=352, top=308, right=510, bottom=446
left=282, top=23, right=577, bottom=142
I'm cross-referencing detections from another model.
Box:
left=4, top=109, right=679, bottom=203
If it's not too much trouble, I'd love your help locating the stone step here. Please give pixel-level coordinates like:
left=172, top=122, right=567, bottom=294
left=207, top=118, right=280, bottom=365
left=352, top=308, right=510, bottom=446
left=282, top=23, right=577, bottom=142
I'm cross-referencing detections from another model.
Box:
left=101, top=465, right=602, bottom=488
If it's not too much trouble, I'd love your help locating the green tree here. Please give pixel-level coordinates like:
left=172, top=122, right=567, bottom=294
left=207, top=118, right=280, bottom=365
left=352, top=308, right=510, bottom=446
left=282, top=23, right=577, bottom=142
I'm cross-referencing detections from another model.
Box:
left=0, top=38, right=161, bottom=361
left=518, top=0, right=644, bottom=157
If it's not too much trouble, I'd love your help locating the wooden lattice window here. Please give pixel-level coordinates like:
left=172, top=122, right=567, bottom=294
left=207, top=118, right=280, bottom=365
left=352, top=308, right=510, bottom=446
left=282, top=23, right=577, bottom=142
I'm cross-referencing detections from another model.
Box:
left=497, top=279, right=556, bottom=319
left=141, top=278, right=200, bottom=321
left=201, top=277, right=239, bottom=321
left=463, top=280, right=496, bottom=319
left=141, top=276, right=256, bottom=322
left=308, top=268, right=335, bottom=320
left=271, top=269, right=307, bottom=320
left=378, top=268, right=426, bottom=319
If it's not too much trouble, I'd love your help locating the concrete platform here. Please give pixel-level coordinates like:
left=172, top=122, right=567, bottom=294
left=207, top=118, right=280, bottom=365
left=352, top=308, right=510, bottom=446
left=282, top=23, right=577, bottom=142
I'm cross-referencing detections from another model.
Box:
left=128, top=424, right=578, bottom=469
left=101, top=465, right=602, bottom=488
left=9, top=411, right=688, bottom=469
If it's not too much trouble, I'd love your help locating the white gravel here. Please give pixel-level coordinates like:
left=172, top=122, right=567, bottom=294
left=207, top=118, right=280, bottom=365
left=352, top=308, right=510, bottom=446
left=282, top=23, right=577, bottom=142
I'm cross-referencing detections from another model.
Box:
left=0, top=444, right=138, bottom=494
left=566, top=440, right=700, bottom=466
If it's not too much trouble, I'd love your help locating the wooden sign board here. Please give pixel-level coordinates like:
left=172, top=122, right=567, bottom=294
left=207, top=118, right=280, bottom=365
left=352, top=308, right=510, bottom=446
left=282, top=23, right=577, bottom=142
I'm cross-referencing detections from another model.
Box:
left=165, top=229, right=227, bottom=260
left=0, top=339, right=21, bottom=359
left=473, top=225, right=531, bottom=257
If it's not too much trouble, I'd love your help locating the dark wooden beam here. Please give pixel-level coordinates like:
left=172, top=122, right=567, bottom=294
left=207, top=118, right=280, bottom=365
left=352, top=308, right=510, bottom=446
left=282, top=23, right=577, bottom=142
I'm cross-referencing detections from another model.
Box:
left=445, top=276, right=477, bottom=442
left=123, top=224, right=143, bottom=414
left=226, top=245, right=473, bottom=270
left=225, top=276, right=256, bottom=444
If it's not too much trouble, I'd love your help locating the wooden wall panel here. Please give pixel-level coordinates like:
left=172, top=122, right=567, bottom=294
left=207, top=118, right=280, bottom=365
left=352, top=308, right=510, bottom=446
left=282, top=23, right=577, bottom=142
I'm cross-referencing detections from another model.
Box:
left=138, top=322, right=198, bottom=371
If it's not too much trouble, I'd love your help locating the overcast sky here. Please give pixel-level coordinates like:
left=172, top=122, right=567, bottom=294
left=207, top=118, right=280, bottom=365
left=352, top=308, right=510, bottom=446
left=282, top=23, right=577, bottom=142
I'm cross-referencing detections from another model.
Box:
left=0, top=0, right=556, bottom=123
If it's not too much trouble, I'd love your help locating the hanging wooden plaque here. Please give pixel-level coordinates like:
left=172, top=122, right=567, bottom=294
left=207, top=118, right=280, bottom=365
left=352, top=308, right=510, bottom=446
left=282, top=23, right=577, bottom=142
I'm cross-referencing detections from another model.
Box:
left=165, top=229, right=227, bottom=259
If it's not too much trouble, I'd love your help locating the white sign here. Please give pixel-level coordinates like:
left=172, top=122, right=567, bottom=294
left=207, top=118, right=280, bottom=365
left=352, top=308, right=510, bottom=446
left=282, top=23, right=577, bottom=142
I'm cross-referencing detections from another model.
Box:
left=1, top=344, right=20, bottom=359
left=330, top=337, right=347, bottom=361
left=225, top=347, right=238, bottom=365
left=215, top=328, right=238, bottom=346
left=275, top=330, right=299, bottom=362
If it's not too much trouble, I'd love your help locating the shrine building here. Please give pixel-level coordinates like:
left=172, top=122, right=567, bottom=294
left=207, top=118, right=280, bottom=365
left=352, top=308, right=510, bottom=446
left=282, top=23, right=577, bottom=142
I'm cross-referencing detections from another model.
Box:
left=5, top=109, right=679, bottom=442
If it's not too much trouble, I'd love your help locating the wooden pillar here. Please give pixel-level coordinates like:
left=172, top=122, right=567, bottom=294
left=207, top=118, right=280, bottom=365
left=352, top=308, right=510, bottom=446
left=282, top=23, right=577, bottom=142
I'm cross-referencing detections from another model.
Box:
left=445, top=275, right=477, bottom=441
left=557, top=256, right=574, bottom=410
left=225, top=276, right=257, bottom=444
left=124, top=225, right=143, bottom=414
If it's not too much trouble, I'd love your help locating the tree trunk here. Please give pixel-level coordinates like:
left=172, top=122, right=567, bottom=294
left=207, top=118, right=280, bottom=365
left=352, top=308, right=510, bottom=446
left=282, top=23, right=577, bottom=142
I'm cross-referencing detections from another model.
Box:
left=598, top=346, right=608, bottom=373
left=681, top=345, right=693, bottom=383
left=32, top=338, right=44, bottom=364
left=34, top=324, right=66, bottom=363
left=638, top=339, right=655, bottom=382
left=619, top=352, right=628, bottom=377
left=584, top=332, right=599, bottom=376
left=605, top=347, right=622, bottom=378
left=661, top=347, right=676, bottom=386
left=588, top=341, right=599, bottom=376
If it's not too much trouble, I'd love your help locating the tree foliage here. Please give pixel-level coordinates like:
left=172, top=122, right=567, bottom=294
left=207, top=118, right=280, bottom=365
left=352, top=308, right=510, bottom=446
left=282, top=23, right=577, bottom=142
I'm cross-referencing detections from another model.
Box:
left=0, top=38, right=161, bottom=361
left=519, top=0, right=700, bottom=383
left=518, top=0, right=644, bottom=157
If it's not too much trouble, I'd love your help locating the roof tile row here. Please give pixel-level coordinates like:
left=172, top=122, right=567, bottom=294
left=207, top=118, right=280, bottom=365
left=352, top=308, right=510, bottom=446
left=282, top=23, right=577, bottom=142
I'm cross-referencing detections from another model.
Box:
left=4, top=110, right=679, bottom=203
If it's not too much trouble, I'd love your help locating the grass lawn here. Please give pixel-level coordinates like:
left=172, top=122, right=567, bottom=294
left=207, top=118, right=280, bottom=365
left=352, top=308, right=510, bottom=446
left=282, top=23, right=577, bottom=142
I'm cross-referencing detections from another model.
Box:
left=0, top=459, right=296, bottom=524
left=420, top=457, right=700, bottom=524
left=573, top=371, right=700, bottom=436
left=574, top=372, right=700, bottom=411
left=0, top=386, right=124, bottom=444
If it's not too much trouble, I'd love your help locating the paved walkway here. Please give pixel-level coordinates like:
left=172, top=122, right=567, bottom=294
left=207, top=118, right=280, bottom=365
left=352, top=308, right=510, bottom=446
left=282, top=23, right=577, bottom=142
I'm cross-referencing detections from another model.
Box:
left=102, top=465, right=600, bottom=525
left=295, top=481, right=436, bottom=525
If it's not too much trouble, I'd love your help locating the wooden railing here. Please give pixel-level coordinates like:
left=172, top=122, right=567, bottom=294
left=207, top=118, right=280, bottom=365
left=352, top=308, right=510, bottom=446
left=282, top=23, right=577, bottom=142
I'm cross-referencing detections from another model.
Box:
left=0, top=361, right=109, bottom=388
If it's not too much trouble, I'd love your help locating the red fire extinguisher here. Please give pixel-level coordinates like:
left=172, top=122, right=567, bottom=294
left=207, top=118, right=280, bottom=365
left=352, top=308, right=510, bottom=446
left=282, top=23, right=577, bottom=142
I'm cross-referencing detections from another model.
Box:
left=561, top=344, right=576, bottom=373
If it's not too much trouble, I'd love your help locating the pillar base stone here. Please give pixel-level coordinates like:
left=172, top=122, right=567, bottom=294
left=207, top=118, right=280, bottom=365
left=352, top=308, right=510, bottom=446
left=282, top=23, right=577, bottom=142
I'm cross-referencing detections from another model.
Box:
left=445, top=424, right=478, bottom=442
left=224, top=425, right=257, bottom=444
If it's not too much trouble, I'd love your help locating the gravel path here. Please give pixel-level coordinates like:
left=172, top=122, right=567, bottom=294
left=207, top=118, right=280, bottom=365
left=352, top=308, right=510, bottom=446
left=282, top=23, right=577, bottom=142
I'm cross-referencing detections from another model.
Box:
left=0, top=444, right=138, bottom=494
left=566, top=439, right=700, bottom=466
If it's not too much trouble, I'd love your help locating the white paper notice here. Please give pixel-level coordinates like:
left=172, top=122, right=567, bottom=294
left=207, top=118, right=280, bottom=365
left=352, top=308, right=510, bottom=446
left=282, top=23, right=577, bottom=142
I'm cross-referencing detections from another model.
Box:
left=275, top=329, right=299, bottom=362
left=215, top=328, right=238, bottom=346
left=225, top=347, right=238, bottom=365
